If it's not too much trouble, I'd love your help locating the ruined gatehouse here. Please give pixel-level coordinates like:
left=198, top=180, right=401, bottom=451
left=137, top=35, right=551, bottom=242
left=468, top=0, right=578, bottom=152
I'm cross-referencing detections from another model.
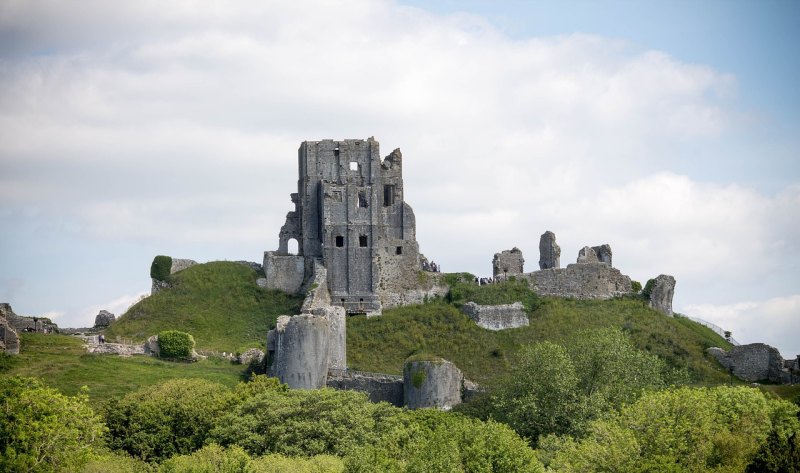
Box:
left=263, top=137, right=444, bottom=315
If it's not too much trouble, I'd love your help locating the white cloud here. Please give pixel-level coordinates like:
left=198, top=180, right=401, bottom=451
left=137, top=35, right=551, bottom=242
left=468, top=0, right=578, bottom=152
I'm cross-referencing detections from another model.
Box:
left=0, top=0, right=795, bottom=353
left=684, top=295, right=800, bottom=359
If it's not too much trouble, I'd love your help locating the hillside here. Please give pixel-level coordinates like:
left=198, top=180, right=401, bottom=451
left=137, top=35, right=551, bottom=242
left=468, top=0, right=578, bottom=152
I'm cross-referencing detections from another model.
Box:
left=101, top=263, right=733, bottom=386
left=104, top=262, right=304, bottom=353
left=347, top=297, right=733, bottom=385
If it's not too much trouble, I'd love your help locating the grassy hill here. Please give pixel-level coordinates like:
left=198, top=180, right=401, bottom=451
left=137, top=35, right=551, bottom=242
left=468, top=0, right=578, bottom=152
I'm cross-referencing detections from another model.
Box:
left=2, top=333, right=244, bottom=406
left=347, top=297, right=734, bottom=385
left=104, top=262, right=304, bottom=353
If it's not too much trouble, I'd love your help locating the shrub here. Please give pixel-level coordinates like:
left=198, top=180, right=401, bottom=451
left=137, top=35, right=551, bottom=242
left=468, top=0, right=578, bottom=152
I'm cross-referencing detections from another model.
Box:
left=0, top=376, right=106, bottom=472
left=158, top=330, right=195, bottom=359
left=104, top=378, right=233, bottom=462
left=150, top=255, right=173, bottom=282
left=631, top=280, right=642, bottom=293
left=642, top=278, right=656, bottom=299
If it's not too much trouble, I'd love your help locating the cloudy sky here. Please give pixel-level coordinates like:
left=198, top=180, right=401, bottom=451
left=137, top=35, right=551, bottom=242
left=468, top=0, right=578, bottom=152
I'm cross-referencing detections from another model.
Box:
left=1, top=1, right=798, bottom=357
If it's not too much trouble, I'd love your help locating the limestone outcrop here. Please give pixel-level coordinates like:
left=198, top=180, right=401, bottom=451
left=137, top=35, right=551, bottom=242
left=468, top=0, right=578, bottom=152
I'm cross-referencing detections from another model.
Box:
left=93, top=310, right=115, bottom=328
left=493, top=248, right=524, bottom=280
left=707, top=343, right=791, bottom=383
left=648, top=274, right=676, bottom=316
left=538, top=231, right=561, bottom=270
left=403, top=358, right=463, bottom=410
left=461, top=301, right=529, bottom=331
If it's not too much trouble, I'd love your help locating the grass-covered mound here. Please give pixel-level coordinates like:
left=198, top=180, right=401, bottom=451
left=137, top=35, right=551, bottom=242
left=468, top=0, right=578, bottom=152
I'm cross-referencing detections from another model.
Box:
left=348, top=285, right=733, bottom=385
left=104, top=262, right=303, bottom=353
left=5, top=333, right=243, bottom=405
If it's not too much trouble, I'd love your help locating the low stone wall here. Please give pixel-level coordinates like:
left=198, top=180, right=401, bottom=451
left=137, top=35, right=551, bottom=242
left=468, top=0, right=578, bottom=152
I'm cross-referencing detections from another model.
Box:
left=326, top=369, right=404, bottom=407
left=526, top=263, right=633, bottom=299
left=263, top=252, right=305, bottom=294
left=707, top=343, right=791, bottom=383
left=86, top=342, right=145, bottom=356
left=461, top=301, right=529, bottom=330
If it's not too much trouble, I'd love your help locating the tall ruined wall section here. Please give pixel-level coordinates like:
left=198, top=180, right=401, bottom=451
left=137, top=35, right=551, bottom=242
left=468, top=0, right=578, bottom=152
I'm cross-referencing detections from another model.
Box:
left=266, top=138, right=433, bottom=315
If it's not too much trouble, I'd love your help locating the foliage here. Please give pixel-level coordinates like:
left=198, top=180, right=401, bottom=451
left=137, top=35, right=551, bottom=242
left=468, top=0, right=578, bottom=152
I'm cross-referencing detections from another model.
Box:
left=104, top=378, right=234, bottom=462
left=348, top=297, right=733, bottom=385
left=159, top=443, right=345, bottom=473
left=80, top=450, right=155, bottom=473
left=630, top=280, right=642, bottom=293
left=346, top=409, right=543, bottom=473
left=0, top=376, right=107, bottom=473
left=447, top=276, right=541, bottom=313
left=6, top=333, right=244, bottom=407
left=641, top=278, right=656, bottom=299
left=105, top=262, right=303, bottom=352
left=150, top=255, right=173, bottom=282
left=210, top=388, right=392, bottom=457
left=0, top=353, right=17, bottom=372
left=489, top=328, right=688, bottom=446
left=158, top=330, right=195, bottom=359
left=746, top=431, right=800, bottom=473
left=543, top=386, right=800, bottom=472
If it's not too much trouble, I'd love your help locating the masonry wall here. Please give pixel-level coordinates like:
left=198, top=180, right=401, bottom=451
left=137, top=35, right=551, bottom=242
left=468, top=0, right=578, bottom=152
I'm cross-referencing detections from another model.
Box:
left=526, top=263, right=633, bottom=299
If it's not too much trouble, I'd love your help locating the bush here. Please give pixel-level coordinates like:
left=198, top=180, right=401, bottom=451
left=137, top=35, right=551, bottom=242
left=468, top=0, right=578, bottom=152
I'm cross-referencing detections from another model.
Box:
left=104, top=378, right=233, bottom=462
left=150, top=255, right=173, bottom=282
left=0, top=376, right=106, bottom=472
left=158, top=330, right=195, bottom=359
left=642, top=278, right=656, bottom=299
left=631, top=280, right=642, bottom=293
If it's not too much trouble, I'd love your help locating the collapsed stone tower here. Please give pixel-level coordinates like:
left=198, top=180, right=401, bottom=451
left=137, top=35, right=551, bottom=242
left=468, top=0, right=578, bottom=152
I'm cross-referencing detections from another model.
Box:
left=264, top=138, right=433, bottom=315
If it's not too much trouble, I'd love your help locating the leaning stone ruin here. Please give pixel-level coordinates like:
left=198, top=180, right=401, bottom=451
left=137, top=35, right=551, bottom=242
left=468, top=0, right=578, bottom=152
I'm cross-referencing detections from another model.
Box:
left=538, top=231, right=561, bottom=269
left=93, top=310, right=116, bottom=328
left=647, top=275, right=676, bottom=316
left=264, top=138, right=443, bottom=315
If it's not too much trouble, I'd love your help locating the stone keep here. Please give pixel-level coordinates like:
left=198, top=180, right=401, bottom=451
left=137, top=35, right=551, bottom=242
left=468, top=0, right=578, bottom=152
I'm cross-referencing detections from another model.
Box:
left=264, top=138, right=423, bottom=314
left=493, top=247, right=524, bottom=279
left=538, top=231, right=561, bottom=269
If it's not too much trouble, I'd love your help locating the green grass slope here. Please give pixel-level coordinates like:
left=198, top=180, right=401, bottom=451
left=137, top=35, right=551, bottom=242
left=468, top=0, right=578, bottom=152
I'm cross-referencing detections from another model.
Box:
left=104, top=262, right=304, bottom=353
left=348, top=288, right=733, bottom=385
left=3, top=334, right=244, bottom=406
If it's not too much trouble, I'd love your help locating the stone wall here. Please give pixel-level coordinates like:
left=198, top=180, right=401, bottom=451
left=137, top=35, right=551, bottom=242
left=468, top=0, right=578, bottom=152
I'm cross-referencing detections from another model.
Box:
left=707, top=343, right=790, bottom=383
left=493, top=248, right=524, bottom=279
left=403, top=358, right=463, bottom=410
left=648, top=275, right=676, bottom=316
left=170, top=258, right=197, bottom=274
left=538, top=231, right=561, bottom=269
left=0, top=303, right=20, bottom=355
left=526, top=263, right=633, bottom=299
left=269, top=314, right=332, bottom=389
left=263, top=252, right=306, bottom=294
left=461, top=301, right=529, bottom=330
left=94, top=310, right=115, bottom=327
left=326, top=369, right=404, bottom=406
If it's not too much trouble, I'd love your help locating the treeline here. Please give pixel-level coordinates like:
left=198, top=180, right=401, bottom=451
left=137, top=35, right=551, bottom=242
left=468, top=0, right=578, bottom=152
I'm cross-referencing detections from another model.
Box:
left=2, top=329, right=799, bottom=472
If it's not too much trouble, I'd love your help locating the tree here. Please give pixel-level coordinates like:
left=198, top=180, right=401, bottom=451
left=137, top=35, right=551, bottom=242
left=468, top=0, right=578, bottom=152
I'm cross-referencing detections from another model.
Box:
left=544, top=386, right=800, bottom=472
left=0, top=376, right=106, bottom=472
left=105, top=378, right=233, bottom=462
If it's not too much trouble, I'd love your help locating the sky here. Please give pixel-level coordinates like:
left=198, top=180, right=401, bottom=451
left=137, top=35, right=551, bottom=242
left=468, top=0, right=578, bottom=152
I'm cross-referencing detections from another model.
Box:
left=1, top=0, right=798, bottom=358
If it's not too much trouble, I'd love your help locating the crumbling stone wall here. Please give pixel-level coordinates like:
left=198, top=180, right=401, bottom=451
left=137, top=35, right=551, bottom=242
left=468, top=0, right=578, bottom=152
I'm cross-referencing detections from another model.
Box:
left=493, top=248, right=524, bottom=280
left=648, top=274, right=676, bottom=316
left=0, top=303, right=20, bottom=355
left=538, top=231, right=561, bottom=269
left=269, top=314, right=332, bottom=389
left=404, top=358, right=463, bottom=410
left=265, top=138, right=433, bottom=315
left=592, top=244, right=612, bottom=265
left=461, top=301, right=529, bottom=330
left=93, top=310, right=115, bottom=328
left=707, top=343, right=790, bottom=383
left=527, top=264, right=633, bottom=299
left=326, top=370, right=404, bottom=406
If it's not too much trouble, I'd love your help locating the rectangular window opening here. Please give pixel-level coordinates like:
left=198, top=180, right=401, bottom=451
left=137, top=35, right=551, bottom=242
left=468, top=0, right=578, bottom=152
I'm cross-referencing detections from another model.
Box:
left=358, top=191, right=368, bottom=208
left=349, top=161, right=358, bottom=171
left=383, top=185, right=395, bottom=207
left=396, top=246, right=403, bottom=255
left=334, top=148, right=340, bottom=157
left=359, top=235, right=368, bottom=247
left=335, top=236, right=344, bottom=247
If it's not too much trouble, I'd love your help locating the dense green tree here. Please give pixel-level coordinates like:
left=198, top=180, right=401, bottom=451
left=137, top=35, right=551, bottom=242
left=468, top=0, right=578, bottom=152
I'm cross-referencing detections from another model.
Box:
left=488, top=328, right=685, bottom=446
left=543, top=386, right=800, bottom=473
left=159, top=444, right=344, bottom=473
left=0, top=376, right=106, bottom=472
left=104, top=378, right=233, bottom=462
left=346, top=409, right=542, bottom=473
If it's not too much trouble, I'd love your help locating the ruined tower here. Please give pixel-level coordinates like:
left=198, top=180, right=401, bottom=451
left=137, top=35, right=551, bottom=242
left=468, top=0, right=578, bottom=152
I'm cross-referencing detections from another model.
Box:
left=264, top=138, right=427, bottom=314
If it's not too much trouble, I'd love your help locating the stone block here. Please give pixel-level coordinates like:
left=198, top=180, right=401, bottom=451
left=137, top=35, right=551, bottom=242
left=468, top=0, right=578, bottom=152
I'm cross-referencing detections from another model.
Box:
left=461, top=301, right=529, bottom=330
left=404, top=358, right=463, bottom=410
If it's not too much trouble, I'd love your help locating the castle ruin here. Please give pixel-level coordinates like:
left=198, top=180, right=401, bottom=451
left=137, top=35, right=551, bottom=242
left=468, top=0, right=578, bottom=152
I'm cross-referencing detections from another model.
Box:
left=263, top=138, right=442, bottom=315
